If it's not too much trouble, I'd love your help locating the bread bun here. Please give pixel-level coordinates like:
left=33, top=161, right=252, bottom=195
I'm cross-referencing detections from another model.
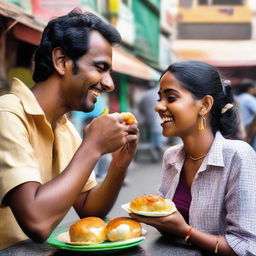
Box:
left=120, top=112, right=137, bottom=125
left=130, top=194, right=173, bottom=212
left=106, top=217, right=142, bottom=242
left=69, top=217, right=107, bottom=244
left=100, top=109, right=137, bottom=125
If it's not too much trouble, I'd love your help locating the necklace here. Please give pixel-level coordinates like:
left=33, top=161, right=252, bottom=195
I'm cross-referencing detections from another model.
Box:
left=188, top=153, right=207, bottom=161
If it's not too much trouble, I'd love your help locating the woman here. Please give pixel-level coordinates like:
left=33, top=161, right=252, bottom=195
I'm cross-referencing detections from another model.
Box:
left=131, top=61, right=256, bottom=256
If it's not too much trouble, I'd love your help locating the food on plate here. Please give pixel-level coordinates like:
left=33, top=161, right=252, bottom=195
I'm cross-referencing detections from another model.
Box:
left=69, top=217, right=107, bottom=244
left=130, top=194, right=174, bottom=213
left=100, top=108, right=137, bottom=125
left=106, top=217, right=142, bottom=242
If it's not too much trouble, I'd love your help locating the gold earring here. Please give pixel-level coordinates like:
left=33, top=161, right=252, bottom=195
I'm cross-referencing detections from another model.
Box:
left=198, top=115, right=206, bottom=131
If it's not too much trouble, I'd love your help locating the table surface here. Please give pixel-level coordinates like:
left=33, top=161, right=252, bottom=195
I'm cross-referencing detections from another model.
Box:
left=0, top=225, right=213, bottom=256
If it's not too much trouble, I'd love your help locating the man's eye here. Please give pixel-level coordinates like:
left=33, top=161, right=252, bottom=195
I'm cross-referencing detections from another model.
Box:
left=97, top=66, right=104, bottom=71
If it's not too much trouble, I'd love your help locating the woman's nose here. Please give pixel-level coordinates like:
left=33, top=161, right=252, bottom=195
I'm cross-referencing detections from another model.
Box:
left=155, top=101, right=166, bottom=113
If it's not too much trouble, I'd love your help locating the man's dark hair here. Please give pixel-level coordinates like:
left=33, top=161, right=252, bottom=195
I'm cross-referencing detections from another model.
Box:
left=33, top=9, right=121, bottom=82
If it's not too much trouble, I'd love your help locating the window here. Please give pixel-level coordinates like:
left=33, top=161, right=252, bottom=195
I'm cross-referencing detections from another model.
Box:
left=213, top=0, right=242, bottom=4
left=179, top=0, right=193, bottom=7
left=198, top=0, right=207, bottom=5
left=199, top=0, right=243, bottom=5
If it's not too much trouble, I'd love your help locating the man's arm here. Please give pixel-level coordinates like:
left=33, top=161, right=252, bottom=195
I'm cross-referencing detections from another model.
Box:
left=5, top=113, right=134, bottom=243
left=73, top=124, right=138, bottom=218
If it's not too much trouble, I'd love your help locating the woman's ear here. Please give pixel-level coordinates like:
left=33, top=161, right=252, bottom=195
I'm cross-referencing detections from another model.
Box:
left=200, top=95, right=214, bottom=115
left=52, top=47, right=68, bottom=76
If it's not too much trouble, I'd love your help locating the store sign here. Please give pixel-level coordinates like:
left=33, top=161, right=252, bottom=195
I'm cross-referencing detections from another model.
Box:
left=114, top=3, right=135, bottom=45
left=4, top=0, right=32, bottom=14
left=160, top=0, right=178, bottom=33
left=32, top=0, right=81, bottom=22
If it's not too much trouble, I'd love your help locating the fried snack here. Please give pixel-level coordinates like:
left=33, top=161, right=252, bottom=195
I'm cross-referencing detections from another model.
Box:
left=69, top=217, right=107, bottom=244
left=106, top=217, right=142, bottom=242
left=100, top=108, right=109, bottom=117
left=100, top=108, right=137, bottom=125
left=120, top=112, right=137, bottom=125
left=130, top=194, right=174, bottom=212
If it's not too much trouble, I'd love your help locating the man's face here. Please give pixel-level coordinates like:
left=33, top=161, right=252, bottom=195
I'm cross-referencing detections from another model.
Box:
left=62, top=31, right=114, bottom=112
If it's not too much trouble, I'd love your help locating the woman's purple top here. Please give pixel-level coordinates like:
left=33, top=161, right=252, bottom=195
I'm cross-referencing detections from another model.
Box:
left=172, top=173, right=192, bottom=223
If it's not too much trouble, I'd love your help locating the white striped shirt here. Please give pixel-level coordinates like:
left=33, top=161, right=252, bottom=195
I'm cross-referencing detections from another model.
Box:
left=158, top=132, right=256, bottom=256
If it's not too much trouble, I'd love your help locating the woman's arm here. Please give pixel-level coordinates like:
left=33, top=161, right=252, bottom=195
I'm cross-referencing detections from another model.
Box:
left=130, top=211, right=236, bottom=255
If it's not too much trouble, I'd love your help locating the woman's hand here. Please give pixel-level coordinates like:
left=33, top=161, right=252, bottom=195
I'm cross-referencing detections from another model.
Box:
left=129, top=211, right=190, bottom=238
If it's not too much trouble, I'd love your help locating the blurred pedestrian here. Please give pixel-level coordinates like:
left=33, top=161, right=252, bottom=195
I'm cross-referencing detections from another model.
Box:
left=236, top=79, right=256, bottom=149
left=131, top=61, right=256, bottom=256
left=0, top=9, right=138, bottom=249
left=236, top=79, right=256, bottom=128
left=245, top=116, right=256, bottom=150
left=138, top=85, right=167, bottom=162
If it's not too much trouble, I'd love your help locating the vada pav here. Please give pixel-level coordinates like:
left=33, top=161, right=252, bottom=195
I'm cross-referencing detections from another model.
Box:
left=106, top=217, right=142, bottom=242
left=69, top=217, right=107, bottom=244
left=130, top=194, right=175, bottom=214
left=100, top=108, right=137, bottom=125
left=120, top=112, right=137, bottom=125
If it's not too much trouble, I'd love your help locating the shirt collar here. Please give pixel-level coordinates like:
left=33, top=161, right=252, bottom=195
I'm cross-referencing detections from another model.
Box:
left=10, top=78, right=44, bottom=115
left=204, top=131, right=225, bottom=168
left=164, top=144, right=186, bottom=172
left=10, top=78, right=67, bottom=125
left=165, top=131, right=225, bottom=171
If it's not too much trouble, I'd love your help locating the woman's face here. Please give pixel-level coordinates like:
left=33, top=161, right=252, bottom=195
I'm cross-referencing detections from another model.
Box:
left=155, top=71, right=203, bottom=138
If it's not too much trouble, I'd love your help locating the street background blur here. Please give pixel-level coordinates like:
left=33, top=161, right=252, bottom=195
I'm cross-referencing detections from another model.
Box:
left=0, top=0, right=256, bottom=223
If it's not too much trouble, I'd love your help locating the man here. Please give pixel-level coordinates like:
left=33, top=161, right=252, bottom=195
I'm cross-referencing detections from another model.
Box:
left=236, top=79, right=256, bottom=129
left=0, top=10, right=138, bottom=249
left=236, top=79, right=256, bottom=149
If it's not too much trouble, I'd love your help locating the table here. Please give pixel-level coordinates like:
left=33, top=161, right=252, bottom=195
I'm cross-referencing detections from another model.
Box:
left=0, top=225, right=213, bottom=256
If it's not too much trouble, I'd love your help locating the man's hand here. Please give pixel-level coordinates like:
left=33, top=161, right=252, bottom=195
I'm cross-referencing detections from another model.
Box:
left=82, top=113, right=130, bottom=155
left=111, top=123, right=139, bottom=170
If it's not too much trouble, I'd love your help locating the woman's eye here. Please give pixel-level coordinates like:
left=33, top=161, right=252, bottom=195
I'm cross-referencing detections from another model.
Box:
left=167, top=96, right=176, bottom=102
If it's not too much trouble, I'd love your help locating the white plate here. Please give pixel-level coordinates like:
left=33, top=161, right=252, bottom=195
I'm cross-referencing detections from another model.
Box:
left=121, top=201, right=176, bottom=217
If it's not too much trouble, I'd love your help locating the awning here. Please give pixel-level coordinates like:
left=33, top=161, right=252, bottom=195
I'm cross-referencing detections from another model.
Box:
left=113, top=48, right=161, bottom=81
left=172, top=40, right=256, bottom=67
left=0, top=1, right=44, bottom=45
left=113, top=48, right=160, bottom=80
left=0, top=2, right=160, bottom=81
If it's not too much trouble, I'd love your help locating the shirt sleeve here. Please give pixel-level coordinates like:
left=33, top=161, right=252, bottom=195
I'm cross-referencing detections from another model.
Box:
left=225, top=144, right=256, bottom=256
left=248, top=95, right=256, bottom=115
left=0, top=111, right=41, bottom=205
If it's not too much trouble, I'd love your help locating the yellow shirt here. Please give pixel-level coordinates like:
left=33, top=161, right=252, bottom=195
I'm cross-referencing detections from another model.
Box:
left=0, top=78, right=97, bottom=250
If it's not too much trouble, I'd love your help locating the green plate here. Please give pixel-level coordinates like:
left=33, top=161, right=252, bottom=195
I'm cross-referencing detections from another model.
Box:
left=47, top=228, right=145, bottom=252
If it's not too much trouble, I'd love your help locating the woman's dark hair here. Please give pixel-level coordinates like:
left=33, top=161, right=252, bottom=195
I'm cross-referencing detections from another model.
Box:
left=33, top=9, right=121, bottom=82
left=162, top=60, right=238, bottom=137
